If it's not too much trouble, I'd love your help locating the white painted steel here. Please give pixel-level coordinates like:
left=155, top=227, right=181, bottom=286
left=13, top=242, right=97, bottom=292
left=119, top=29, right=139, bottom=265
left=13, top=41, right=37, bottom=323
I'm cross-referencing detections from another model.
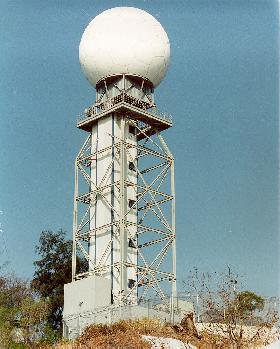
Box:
left=79, top=7, right=170, bottom=88
left=89, top=114, right=137, bottom=304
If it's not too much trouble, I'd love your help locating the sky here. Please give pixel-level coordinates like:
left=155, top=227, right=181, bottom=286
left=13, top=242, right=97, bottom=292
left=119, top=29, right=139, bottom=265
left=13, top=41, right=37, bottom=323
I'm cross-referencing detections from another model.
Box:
left=0, top=0, right=279, bottom=297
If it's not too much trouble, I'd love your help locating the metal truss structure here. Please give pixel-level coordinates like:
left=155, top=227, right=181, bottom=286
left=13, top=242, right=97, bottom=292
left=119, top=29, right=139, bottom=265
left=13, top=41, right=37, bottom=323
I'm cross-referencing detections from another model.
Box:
left=72, top=75, right=176, bottom=314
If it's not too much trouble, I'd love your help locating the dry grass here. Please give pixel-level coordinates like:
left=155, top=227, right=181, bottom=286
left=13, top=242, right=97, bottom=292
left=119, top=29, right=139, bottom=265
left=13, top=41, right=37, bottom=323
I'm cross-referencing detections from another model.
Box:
left=48, top=318, right=275, bottom=349
left=75, top=319, right=152, bottom=349
left=51, top=318, right=179, bottom=349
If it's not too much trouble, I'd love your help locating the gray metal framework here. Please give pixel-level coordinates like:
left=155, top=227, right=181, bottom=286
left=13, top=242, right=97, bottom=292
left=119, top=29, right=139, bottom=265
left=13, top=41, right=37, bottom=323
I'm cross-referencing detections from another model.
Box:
left=72, top=75, right=176, bottom=315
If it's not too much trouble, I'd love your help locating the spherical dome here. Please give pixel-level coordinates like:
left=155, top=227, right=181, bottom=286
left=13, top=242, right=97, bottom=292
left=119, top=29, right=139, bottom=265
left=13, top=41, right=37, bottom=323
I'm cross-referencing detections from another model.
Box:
left=79, top=7, right=170, bottom=88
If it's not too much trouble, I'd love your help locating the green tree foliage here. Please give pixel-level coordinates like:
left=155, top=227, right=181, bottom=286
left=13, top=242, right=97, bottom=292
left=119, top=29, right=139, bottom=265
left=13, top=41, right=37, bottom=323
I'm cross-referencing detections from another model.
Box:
left=236, top=290, right=265, bottom=316
left=18, top=295, right=49, bottom=346
left=32, top=229, right=86, bottom=335
left=0, top=274, right=49, bottom=348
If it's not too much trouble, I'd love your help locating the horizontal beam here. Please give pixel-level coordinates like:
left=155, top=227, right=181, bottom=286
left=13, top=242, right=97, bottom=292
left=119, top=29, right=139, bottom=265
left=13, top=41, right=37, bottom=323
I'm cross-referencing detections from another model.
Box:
left=138, top=198, right=172, bottom=211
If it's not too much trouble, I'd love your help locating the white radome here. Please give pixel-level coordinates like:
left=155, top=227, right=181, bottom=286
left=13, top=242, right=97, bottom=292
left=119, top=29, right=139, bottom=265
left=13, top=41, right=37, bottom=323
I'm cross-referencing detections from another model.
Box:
left=79, top=7, right=170, bottom=88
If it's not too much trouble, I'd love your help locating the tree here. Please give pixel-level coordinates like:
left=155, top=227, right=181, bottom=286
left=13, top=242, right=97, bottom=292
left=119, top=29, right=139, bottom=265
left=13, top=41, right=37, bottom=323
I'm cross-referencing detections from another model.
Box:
left=18, top=294, right=49, bottom=347
left=32, top=229, right=86, bottom=336
left=236, top=291, right=264, bottom=319
left=184, top=268, right=279, bottom=348
left=0, top=274, right=26, bottom=347
left=0, top=274, right=49, bottom=348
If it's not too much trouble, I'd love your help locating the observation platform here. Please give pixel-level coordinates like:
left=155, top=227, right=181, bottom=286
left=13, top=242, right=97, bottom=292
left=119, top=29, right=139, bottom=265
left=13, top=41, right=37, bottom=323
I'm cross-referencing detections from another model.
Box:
left=77, top=92, right=172, bottom=139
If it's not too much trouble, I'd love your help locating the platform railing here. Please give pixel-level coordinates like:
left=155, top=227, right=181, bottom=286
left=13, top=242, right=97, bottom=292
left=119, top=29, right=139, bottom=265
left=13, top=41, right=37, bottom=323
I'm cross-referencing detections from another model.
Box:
left=77, top=92, right=172, bottom=125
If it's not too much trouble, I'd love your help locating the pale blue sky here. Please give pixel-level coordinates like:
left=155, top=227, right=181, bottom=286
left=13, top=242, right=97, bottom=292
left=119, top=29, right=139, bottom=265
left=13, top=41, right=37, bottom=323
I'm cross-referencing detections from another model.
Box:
left=0, top=0, right=279, bottom=297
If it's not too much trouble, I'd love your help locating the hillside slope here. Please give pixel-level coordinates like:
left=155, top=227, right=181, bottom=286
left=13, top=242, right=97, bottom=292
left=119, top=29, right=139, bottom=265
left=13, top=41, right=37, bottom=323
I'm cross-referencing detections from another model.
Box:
left=51, top=318, right=278, bottom=349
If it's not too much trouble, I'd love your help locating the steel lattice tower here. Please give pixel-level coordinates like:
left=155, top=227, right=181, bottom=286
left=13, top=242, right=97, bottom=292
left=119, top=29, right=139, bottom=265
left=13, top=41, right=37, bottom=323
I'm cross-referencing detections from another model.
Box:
left=72, top=74, right=176, bottom=309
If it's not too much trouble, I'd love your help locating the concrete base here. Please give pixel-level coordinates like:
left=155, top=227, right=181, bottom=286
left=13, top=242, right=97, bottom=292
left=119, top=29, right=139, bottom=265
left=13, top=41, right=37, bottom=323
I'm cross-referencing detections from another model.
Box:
left=63, top=276, right=111, bottom=317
